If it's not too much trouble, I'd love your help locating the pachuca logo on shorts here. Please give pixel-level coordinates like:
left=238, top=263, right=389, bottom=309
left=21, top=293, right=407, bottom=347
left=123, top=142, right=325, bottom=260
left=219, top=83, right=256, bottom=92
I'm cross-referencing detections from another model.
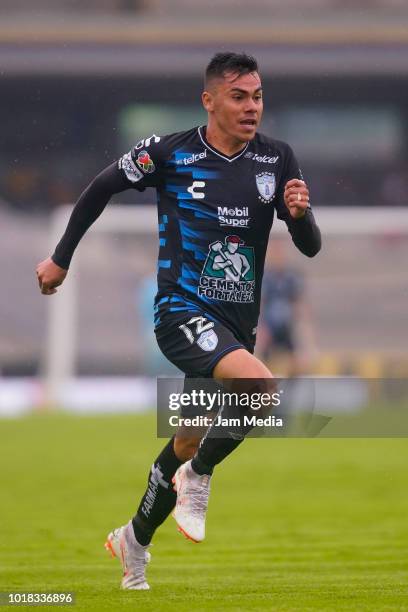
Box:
left=197, top=329, right=218, bottom=352
left=199, top=235, right=255, bottom=303
left=136, top=150, right=155, bottom=173
left=256, top=172, right=275, bottom=203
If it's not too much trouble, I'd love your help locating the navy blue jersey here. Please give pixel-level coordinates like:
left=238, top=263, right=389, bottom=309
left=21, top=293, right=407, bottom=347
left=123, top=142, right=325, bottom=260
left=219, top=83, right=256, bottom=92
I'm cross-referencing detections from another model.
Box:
left=118, top=126, right=312, bottom=347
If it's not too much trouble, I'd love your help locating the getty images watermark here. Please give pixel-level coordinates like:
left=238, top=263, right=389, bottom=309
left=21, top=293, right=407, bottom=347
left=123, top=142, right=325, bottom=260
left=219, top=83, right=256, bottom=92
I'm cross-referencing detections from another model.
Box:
left=157, top=377, right=408, bottom=438
left=167, top=387, right=284, bottom=428
left=157, top=378, right=290, bottom=438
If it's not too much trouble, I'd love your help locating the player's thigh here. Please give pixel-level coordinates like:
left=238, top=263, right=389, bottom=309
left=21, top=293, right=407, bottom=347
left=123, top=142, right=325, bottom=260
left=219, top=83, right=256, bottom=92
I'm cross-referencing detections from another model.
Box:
left=213, top=348, right=274, bottom=381
left=213, top=350, right=277, bottom=417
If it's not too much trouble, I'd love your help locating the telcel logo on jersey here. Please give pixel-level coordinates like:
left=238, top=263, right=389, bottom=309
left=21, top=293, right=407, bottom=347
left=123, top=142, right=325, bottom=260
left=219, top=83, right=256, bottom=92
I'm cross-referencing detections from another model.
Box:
left=245, top=152, right=279, bottom=164
left=176, top=150, right=207, bottom=165
left=217, top=206, right=250, bottom=228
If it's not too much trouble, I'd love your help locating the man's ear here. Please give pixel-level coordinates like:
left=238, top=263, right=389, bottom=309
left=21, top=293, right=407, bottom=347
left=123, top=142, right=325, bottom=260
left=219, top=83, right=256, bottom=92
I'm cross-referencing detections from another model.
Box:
left=202, top=90, right=214, bottom=112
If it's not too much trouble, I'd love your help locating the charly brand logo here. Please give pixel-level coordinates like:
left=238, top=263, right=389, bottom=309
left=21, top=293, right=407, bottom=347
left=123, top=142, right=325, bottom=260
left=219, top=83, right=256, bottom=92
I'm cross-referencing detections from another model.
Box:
left=199, top=235, right=255, bottom=303
left=118, top=152, right=144, bottom=183
left=217, top=206, right=250, bottom=228
left=187, top=181, right=206, bottom=199
left=256, top=172, right=276, bottom=203
left=136, top=150, right=155, bottom=173
left=176, top=150, right=207, bottom=165
left=245, top=151, right=279, bottom=164
left=135, top=134, right=161, bottom=149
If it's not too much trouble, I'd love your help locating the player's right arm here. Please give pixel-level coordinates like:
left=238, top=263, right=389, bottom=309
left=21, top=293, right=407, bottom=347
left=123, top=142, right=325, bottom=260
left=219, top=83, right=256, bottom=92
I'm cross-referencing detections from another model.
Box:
left=36, top=162, right=131, bottom=295
left=36, top=134, right=164, bottom=295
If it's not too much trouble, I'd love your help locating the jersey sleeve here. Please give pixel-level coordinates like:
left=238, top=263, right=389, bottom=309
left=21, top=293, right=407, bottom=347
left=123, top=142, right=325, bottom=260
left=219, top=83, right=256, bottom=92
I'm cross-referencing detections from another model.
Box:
left=51, top=162, right=131, bottom=269
left=117, top=133, right=166, bottom=191
left=274, top=143, right=307, bottom=220
left=274, top=143, right=321, bottom=258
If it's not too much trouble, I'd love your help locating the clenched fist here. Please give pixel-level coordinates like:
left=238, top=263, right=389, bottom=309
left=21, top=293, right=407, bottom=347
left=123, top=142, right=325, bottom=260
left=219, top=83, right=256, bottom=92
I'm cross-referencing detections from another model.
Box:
left=284, top=179, right=310, bottom=219
left=36, top=257, right=67, bottom=295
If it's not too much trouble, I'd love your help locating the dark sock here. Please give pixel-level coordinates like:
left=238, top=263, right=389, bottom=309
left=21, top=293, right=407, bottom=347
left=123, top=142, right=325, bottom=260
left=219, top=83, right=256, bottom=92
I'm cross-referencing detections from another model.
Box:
left=132, top=435, right=182, bottom=545
left=191, top=393, right=259, bottom=475
left=191, top=436, right=243, bottom=475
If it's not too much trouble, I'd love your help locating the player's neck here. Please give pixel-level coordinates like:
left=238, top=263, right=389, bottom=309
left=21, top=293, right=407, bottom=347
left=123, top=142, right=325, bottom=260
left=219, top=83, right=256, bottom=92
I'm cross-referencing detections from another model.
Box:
left=204, top=125, right=248, bottom=157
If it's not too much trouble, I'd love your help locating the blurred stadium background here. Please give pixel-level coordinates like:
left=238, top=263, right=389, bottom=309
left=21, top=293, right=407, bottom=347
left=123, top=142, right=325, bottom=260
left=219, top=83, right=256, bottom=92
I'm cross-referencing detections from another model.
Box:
left=1, top=0, right=408, bottom=413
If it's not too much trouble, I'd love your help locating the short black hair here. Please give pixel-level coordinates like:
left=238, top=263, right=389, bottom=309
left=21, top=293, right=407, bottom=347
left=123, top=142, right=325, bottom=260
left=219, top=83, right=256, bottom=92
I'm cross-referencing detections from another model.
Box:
left=205, top=52, right=259, bottom=87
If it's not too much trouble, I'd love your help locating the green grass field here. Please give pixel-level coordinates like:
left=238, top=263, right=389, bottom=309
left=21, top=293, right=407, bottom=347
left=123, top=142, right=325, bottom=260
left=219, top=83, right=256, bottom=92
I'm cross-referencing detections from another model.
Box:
left=1, top=412, right=408, bottom=611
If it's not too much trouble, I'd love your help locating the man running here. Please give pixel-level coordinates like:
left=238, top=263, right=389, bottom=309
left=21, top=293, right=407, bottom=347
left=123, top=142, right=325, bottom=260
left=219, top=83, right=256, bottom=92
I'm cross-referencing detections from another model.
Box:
left=36, top=52, right=321, bottom=590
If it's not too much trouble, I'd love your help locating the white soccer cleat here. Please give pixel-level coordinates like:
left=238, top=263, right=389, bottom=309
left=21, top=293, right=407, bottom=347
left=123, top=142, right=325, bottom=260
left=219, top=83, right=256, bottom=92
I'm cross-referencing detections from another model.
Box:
left=104, top=520, right=151, bottom=590
left=172, top=460, right=211, bottom=543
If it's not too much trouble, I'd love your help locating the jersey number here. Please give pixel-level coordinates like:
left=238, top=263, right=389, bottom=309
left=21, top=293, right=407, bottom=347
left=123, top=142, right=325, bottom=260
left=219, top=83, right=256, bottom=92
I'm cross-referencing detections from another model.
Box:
left=178, top=316, right=214, bottom=344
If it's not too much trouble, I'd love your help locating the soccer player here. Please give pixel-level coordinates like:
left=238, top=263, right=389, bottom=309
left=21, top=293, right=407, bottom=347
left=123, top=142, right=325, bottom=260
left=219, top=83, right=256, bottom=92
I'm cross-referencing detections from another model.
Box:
left=36, top=52, right=321, bottom=590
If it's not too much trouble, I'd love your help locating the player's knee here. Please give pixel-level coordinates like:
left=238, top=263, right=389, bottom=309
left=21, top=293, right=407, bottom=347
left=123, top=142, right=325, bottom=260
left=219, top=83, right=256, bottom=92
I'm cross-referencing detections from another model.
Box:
left=173, top=436, right=200, bottom=462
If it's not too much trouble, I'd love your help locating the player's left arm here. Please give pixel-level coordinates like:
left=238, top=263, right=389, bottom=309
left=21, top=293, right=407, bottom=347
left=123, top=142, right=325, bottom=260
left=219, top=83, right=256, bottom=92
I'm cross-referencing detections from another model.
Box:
left=275, top=145, right=321, bottom=258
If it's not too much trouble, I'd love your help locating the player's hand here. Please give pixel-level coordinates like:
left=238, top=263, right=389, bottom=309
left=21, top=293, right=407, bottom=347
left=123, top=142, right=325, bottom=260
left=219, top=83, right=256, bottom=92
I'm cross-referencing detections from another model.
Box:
left=284, top=179, right=309, bottom=219
left=36, top=257, right=68, bottom=295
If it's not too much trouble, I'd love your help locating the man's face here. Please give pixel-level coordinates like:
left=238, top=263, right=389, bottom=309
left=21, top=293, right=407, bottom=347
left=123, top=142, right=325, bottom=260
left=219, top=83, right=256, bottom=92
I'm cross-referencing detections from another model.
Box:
left=227, top=241, right=239, bottom=254
left=202, top=71, right=263, bottom=142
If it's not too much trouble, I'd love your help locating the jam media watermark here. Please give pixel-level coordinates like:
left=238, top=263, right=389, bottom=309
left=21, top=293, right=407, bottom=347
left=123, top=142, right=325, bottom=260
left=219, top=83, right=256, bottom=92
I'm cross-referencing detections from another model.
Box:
left=157, top=377, right=294, bottom=438
left=166, top=385, right=285, bottom=430
left=167, top=411, right=285, bottom=429
left=156, top=378, right=408, bottom=438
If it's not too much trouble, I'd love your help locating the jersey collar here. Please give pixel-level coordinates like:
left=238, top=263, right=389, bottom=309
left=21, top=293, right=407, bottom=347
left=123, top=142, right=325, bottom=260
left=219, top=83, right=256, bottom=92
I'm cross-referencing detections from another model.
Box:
left=198, top=126, right=249, bottom=163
